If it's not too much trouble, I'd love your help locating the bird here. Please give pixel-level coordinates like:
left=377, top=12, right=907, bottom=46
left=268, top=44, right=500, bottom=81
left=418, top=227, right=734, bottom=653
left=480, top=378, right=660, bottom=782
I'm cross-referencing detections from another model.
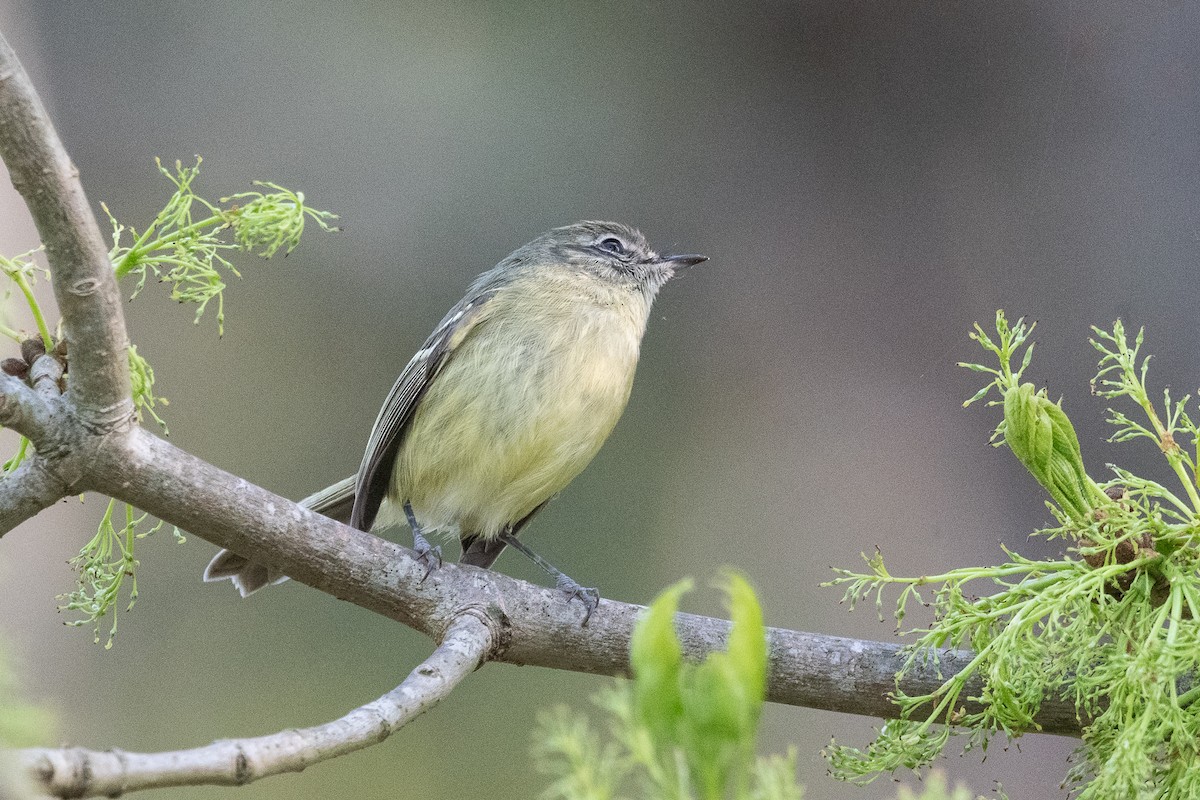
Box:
left=205, top=221, right=706, bottom=622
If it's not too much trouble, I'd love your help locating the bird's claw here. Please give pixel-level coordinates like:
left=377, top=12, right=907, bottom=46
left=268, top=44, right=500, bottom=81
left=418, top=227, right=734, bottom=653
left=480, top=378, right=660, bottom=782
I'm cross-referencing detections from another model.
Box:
left=412, top=532, right=443, bottom=582
left=557, top=576, right=600, bottom=626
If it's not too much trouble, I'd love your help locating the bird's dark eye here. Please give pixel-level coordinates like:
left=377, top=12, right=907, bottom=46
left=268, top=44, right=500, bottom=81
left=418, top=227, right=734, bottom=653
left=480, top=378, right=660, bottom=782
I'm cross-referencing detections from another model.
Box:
left=596, top=237, right=626, bottom=256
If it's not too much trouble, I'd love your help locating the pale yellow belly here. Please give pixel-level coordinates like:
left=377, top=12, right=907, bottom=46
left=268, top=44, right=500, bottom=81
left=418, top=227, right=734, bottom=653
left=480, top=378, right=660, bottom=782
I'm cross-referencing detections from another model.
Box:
left=386, top=305, right=640, bottom=539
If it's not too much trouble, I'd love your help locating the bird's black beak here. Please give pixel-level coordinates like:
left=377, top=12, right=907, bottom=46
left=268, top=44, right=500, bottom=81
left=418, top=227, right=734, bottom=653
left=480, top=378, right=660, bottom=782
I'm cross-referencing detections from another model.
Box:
left=659, top=253, right=708, bottom=269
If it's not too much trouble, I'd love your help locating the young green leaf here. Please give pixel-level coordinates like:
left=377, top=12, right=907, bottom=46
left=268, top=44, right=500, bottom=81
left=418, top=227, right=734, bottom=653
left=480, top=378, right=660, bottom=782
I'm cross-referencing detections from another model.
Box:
left=630, top=577, right=692, bottom=744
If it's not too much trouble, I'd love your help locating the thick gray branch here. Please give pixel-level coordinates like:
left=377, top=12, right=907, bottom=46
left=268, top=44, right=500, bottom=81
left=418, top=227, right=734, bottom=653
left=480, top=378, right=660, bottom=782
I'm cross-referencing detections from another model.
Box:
left=0, top=31, right=132, bottom=416
left=86, top=428, right=1083, bottom=738
left=19, top=613, right=491, bottom=797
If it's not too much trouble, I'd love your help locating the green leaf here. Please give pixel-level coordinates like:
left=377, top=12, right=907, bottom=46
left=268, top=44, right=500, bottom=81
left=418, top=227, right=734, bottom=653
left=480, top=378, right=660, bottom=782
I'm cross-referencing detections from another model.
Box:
left=630, top=577, right=692, bottom=744
left=674, top=573, right=769, bottom=799
left=723, top=570, right=768, bottom=720
left=679, top=654, right=746, bottom=799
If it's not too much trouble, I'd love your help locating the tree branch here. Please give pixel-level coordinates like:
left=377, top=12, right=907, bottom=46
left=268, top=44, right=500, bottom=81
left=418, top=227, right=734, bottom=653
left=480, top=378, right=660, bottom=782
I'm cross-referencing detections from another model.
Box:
left=28, top=351, right=63, bottom=400
left=0, top=454, right=66, bottom=535
left=18, top=613, right=491, bottom=797
left=0, top=31, right=132, bottom=417
left=81, top=429, right=1085, bottom=738
left=0, top=373, right=57, bottom=443
left=0, top=355, right=88, bottom=535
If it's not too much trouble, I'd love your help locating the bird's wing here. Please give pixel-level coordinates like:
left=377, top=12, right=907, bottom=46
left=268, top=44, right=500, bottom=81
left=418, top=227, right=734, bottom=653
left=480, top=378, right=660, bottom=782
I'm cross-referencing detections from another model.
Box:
left=349, top=288, right=499, bottom=531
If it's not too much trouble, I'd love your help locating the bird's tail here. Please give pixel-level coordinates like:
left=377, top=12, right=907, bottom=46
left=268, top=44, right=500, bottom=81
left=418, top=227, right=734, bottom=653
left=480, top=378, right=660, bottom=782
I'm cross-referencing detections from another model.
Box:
left=457, top=501, right=547, bottom=569
left=202, top=475, right=357, bottom=596
left=459, top=535, right=508, bottom=569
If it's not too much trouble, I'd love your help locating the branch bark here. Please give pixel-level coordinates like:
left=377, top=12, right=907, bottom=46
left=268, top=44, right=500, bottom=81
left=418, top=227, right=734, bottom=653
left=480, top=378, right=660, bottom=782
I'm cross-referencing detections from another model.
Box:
left=0, top=454, right=65, bottom=534
left=0, top=372, right=59, bottom=443
left=18, top=613, right=492, bottom=797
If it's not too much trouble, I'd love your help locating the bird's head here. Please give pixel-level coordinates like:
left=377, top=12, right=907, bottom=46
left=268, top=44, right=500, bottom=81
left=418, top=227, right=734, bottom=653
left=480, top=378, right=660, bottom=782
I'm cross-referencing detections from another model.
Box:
left=525, top=221, right=707, bottom=296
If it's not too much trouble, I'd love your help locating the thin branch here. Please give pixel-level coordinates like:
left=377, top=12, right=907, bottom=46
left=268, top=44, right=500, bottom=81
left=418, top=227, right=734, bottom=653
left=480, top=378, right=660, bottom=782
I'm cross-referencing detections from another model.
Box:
left=28, top=352, right=62, bottom=400
left=0, top=31, right=132, bottom=417
left=0, top=454, right=66, bottom=535
left=0, top=373, right=57, bottom=444
left=0, top=356, right=77, bottom=532
left=20, top=612, right=491, bottom=798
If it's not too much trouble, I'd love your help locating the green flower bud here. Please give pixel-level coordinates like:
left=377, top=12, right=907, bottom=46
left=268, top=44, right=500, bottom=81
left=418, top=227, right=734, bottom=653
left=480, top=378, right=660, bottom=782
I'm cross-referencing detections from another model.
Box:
left=1003, top=382, right=1101, bottom=523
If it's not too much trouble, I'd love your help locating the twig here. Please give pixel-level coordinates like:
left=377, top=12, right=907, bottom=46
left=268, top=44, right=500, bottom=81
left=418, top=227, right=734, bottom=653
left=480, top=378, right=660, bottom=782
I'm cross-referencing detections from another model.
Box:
left=0, top=373, right=57, bottom=445
left=28, top=353, right=62, bottom=401
left=19, top=613, right=491, bottom=797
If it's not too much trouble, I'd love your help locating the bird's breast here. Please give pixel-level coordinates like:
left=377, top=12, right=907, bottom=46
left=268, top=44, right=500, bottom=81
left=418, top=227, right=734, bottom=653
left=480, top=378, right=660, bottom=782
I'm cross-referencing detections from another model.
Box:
left=390, top=281, right=650, bottom=538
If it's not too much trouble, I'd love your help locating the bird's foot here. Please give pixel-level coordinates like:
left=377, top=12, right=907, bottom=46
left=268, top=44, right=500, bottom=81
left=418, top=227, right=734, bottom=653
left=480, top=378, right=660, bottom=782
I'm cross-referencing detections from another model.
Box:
left=404, top=502, right=442, bottom=582
left=412, top=530, right=443, bottom=582
left=497, top=529, right=599, bottom=625
left=555, top=575, right=600, bottom=626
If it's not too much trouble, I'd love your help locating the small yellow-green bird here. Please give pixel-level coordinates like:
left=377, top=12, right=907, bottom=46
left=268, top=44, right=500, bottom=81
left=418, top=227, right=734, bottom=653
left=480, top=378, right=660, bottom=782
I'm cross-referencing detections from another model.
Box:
left=205, top=221, right=705, bottom=621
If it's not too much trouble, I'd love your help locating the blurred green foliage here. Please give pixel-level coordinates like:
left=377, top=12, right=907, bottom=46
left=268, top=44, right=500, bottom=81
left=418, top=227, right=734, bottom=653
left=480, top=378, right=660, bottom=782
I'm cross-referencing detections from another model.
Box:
left=534, top=572, right=793, bottom=800
left=535, top=574, right=999, bottom=800
left=0, top=645, right=50, bottom=748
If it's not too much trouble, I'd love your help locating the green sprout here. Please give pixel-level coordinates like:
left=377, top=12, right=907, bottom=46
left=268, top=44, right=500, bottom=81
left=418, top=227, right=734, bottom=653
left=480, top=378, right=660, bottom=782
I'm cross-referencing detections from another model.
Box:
left=535, top=573, right=795, bottom=800
left=535, top=576, right=997, bottom=799
left=960, top=311, right=1109, bottom=524
left=107, top=157, right=338, bottom=334
left=57, top=499, right=162, bottom=649
left=0, top=248, right=53, bottom=351
left=0, top=249, right=53, bottom=476
left=825, top=311, right=1200, bottom=799
left=221, top=181, right=335, bottom=258
left=1092, top=320, right=1200, bottom=515
left=630, top=573, right=768, bottom=799
left=128, top=345, right=168, bottom=433
left=0, top=156, right=337, bottom=646
left=1, top=436, right=30, bottom=475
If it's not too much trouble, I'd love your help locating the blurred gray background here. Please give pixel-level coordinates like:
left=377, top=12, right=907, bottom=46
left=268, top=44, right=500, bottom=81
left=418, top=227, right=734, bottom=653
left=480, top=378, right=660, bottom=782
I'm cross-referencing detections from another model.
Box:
left=1, top=1, right=1197, bottom=797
